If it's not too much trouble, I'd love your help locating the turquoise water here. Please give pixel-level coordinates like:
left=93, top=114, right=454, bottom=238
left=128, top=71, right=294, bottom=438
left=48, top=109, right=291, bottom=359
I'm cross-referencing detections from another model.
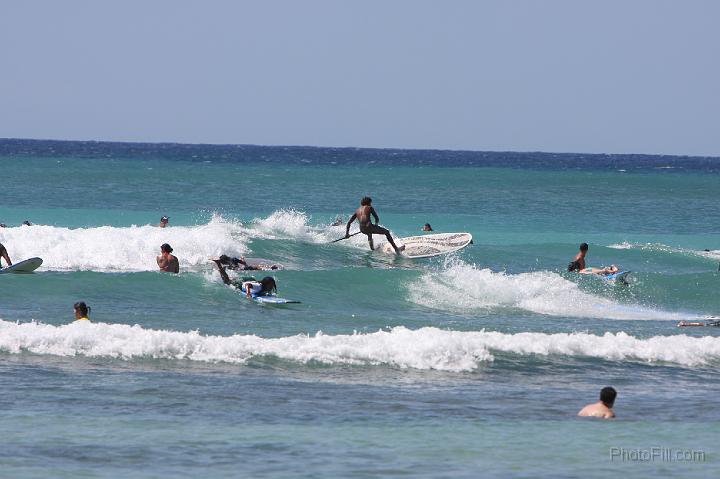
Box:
left=1, top=140, right=719, bottom=477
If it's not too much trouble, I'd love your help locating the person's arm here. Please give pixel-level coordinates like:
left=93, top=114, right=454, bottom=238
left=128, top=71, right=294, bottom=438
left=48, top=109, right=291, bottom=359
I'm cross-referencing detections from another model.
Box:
left=370, top=207, right=379, bottom=225
left=157, top=254, right=168, bottom=271
left=345, top=213, right=357, bottom=237
left=213, top=260, right=232, bottom=284
left=0, top=245, right=11, bottom=266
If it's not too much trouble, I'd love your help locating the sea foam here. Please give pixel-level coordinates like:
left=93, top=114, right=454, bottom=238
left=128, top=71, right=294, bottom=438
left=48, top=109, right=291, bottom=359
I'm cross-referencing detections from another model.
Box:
left=0, top=211, right=341, bottom=272
left=1, top=320, right=718, bottom=371
left=407, top=261, right=686, bottom=321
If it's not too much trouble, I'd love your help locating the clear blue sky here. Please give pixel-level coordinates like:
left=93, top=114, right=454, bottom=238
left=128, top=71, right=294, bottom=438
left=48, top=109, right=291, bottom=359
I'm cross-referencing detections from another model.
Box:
left=1, top=1, right=718, bottom=155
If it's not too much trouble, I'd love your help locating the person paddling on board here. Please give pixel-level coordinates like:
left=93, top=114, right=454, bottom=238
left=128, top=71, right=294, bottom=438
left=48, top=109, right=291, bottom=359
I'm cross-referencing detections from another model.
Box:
left=345, top=197, right=404, bottom=254
left=569, top=263, right=619, bottom=275
left=216, top=254, right=279, bottom=271
left=212, top=259, right=277, bottom=297
left=0, top=242, right=11, bottom=267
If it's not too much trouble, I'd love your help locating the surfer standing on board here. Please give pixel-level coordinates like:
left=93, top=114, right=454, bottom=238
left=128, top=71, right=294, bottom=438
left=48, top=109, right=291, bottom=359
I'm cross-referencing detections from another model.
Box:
left=345, top=197, right=404, bottom=254
left=0, top=242, right=11, bottom=267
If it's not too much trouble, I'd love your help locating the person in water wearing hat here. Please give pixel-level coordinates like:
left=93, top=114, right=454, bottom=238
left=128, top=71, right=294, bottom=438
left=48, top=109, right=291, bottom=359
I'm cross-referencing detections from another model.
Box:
left=158, top=216, right=169, bottom=228
left=157, top=243, right=179, bottom=273
left=211, top=259, right=277, bottom=297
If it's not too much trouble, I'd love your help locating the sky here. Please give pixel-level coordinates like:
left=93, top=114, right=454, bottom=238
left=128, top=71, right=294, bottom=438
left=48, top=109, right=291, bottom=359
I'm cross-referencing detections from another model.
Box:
left=1, top=0, right=719, bottom=156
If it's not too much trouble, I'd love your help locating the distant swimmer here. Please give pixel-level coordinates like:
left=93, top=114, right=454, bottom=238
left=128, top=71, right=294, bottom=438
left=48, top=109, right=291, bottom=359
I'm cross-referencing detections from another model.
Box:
left=578, top=387, right=617, bottom=419
left=212, top=259, right=277, bottom=297
left=568, top=243, right=588, bottom=271
left=0, top=242, right=11, bottom=267
left=73, top=301, right=91, bottom=321
left=422, top=223, right=433, bottom=231
left=0, top=223, right=6, bottom=228
left=217, top=254, right=279, bottom=271
left=158, top=216, right=169, bottom=228
left=22, top=220, right=32, bottom=226
left=157, top=243, right=179, bottom=273
left=345, top=196, right=403, bottom=254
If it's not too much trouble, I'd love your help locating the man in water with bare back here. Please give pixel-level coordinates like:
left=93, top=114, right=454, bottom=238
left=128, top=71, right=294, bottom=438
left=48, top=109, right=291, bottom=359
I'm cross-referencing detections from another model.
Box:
left=578, top=386, right=617, bottom=419
left=345, top=197, right=403, bottom=254
left=156, top=243, right=179, bottom=273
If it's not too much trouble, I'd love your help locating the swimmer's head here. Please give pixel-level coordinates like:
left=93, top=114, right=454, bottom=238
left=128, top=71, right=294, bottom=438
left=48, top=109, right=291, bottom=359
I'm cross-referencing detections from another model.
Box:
left=260, top=276, right=277, bottom=294
left=360, top=196, right=372, bottom=206
left=73, top=301, right=90, bottom=318
left=161, top=243, right=173, bottom=253
left=600, top=387, right=617, bottom=407
left=579, top=243, right=588, bottom=252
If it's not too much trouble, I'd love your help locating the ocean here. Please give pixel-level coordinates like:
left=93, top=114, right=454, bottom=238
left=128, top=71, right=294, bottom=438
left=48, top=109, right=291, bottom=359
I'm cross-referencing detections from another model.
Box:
left=1, top=139, right=718, bottom=478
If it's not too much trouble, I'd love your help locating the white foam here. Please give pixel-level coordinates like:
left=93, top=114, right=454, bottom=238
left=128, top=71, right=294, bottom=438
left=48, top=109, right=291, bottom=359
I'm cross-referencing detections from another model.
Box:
left=1, top=321, right=718, bottom=371
left=407, top=261, right=685, bottom=320
left=0, top=215, right=249, bottom=271
left=246, top=209, right=331, bottom=243
left=608, top=241, right=719, bottom=260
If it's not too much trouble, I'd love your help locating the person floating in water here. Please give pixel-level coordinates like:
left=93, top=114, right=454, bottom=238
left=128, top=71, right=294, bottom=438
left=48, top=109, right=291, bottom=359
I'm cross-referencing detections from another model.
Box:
left=157, top=243, right=179, bottom=273
left=212, top=259, right=277, bottom=297
left=345, top=196, right=403, bottom=254
left=578, top=387, right=616, bottom=419
left=73, top=301, right=91, bottom=321
left=422, top=223, right=433, bottom=231
left=216, top=254, right=279, bottom=271
left=0, top=242, right=11, bottom=267
left=158, top=216, right=169, bottom=228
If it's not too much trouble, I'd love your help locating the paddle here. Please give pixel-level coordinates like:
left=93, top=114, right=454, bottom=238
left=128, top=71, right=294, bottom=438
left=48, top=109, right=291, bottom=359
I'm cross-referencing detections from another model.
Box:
left=330, top=231, right=361, bottom=243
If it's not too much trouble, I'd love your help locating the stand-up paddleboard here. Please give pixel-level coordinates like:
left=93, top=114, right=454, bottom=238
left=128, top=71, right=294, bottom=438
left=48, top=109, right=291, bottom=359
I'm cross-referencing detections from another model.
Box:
left=0, top=257, right=43, bottom=274
left=601, top=270, right=631, bottom=283
left=381, top=232, right=473, bottom=259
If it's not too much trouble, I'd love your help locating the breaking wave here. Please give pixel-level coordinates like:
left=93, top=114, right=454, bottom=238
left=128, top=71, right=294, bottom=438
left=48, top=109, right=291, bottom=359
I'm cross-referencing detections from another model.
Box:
left=1, top=321, right=718, bottom=371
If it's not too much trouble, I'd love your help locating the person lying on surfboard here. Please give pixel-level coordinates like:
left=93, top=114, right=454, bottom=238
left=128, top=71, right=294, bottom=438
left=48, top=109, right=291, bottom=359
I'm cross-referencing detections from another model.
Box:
left=568, top=262, right=619, bottom=275
left=0, top=242, right=11, bottom=267
left=211, top=259, right=277, bottom=297
left=216, top=254, right=279, bottom=271
left=345, top=196, right=404, bottom=254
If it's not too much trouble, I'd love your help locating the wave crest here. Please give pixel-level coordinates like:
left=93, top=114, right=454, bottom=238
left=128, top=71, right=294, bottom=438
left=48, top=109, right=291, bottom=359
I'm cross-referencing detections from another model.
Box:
left=1, top=321, right=718, bottom=371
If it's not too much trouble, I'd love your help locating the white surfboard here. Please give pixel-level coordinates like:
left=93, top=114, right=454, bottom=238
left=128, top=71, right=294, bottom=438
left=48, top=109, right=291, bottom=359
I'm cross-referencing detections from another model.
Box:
left=381, top=232, right=473, bottom=259
left=0, top=257, right=43, bottom=274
